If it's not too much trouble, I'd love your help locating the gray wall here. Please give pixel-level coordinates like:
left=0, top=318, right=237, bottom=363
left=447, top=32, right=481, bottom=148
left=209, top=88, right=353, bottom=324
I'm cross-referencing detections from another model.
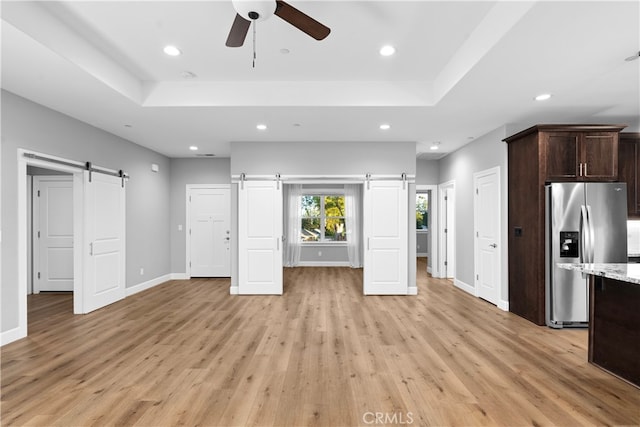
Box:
left=1, top=91, right=171, bottom=333
left=416, top=159, right=440, bottom=185
left=169, top=158, right=231, bottom=274
left=230, top=141, right=417, bottom=290
left=230, top=141, right=416, bottom=176
left=437, top=126, right=509, bottom=304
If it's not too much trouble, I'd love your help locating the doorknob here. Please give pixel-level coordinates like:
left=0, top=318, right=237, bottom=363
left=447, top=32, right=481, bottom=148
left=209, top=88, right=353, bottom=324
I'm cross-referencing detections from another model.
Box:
left=489, top=243, right=497, bottom=248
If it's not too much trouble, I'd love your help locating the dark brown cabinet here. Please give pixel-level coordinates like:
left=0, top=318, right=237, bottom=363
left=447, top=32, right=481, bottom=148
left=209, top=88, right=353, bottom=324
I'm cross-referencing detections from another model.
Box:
left=544, top=131, right=618, bottom=181
left=618, top=133, right=640, bottom=218
left=504, top=124, right=625, bottom=325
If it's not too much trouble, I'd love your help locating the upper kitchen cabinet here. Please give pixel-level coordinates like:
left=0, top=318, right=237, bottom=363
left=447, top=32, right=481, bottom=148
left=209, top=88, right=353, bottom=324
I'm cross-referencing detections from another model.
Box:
left=618, top=133, right=640, bottom=218
left=543, top=128, right=621, bottom=181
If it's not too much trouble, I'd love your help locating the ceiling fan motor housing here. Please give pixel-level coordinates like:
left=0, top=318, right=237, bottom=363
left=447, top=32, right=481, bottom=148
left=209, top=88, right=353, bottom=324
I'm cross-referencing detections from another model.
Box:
left=232, top=0, right=277, bottom=21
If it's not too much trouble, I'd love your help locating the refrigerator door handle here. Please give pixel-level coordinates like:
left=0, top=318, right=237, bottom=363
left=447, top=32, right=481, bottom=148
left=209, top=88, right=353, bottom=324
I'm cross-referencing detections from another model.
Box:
left=580, top=205, right=589, bottom=264
left=586, top=205, right=595, bottom=263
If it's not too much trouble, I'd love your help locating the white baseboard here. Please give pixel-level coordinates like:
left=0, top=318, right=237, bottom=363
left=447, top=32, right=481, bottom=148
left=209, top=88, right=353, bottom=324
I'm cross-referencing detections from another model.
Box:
left=427, top=266, right=432, bottom=274
left=297, top=261, right=351, bottom=267
left=408, top=286, right=418, bottom=295
left=171, top=273, right=189, bottom=280
left=498, top=299, right=509, bottom=311
left=454, top=278, right=476, bottom=296
left=126, top=274, right=172, bottom=297
left=230, top=286, right=239, bottom=295
left=1, top=326, right=27, bottom=346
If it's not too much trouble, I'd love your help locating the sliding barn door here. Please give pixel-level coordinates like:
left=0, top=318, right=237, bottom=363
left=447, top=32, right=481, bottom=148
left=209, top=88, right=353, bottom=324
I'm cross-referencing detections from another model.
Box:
left=238, top=181, right=283, bottom=295
left=83, top=172, right=126, bottom=313
left=363, top=180, right=408, bottom=295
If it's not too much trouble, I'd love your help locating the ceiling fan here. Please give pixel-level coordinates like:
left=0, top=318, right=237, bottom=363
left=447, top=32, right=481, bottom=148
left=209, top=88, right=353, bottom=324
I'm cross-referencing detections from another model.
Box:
left=225, top=0, right=331, bottom=48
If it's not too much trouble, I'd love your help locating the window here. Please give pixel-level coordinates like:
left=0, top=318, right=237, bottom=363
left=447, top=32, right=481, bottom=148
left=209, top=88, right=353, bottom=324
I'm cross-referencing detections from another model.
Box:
left=416, top=193, right=429, bottom=230
left=301, top=195, right=347, bottom=242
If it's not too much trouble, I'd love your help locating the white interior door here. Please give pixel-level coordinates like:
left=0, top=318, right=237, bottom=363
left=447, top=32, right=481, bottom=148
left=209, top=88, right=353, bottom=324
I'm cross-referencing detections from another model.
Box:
left=475, top=168, right=501, bottom=305
left=34, top=176, right=73, bottom=292
left=189, top=187, right=231, bottom=277
left=238, top=181, right=283, bottom=295
left=363, top=180, right=408, bottom=295
left=83, top=171, right=126, bottom=313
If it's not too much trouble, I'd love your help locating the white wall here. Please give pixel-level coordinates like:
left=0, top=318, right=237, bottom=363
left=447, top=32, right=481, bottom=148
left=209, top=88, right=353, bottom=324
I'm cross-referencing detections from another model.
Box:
left=437, top=126, right=509, bottom=307
left=169, top=158, right=231, bottom=274
left=1, top=91, right=171, bottom=335
left=416, top=159, right=440, bottom=185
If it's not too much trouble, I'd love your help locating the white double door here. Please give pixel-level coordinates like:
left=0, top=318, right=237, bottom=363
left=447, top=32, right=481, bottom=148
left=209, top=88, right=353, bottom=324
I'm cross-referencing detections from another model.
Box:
left=189, top=187, right=231, bottom=277
left=237, top=179, right=408, bottom=295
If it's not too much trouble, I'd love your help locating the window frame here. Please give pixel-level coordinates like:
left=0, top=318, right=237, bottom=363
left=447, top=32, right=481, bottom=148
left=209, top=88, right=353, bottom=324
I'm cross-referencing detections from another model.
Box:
left=300, top=191, right=347, bottom=244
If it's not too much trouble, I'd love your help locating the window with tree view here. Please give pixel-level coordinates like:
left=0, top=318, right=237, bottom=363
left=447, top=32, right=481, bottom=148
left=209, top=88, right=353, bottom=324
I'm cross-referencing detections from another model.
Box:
left=301, top=195, right=347, bottom=242
left=416, top=193, right=428, bottom=230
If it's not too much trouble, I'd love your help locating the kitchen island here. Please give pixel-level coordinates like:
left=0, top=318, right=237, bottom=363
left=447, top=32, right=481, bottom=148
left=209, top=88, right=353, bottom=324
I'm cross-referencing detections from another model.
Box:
left=558, top=263, right=640, bottom=388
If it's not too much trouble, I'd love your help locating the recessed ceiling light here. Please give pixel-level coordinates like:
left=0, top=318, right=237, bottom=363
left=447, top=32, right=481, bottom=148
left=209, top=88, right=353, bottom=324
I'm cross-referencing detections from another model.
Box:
left=257, top=124, right=267, bottom=130
left=534, top=93, right=552, bottom=101
left=380, top=45, right=396, bottom=56
left=124, top=124, right=132, bottom=128
left=430, top=142, right=440, bottom=150
left=379, top=123, right=391, bottom=130
left=163, top=45, right=182, bottom=56
left=280, top=48, right=290, bottom=54
left=189, top=146, right=198, bottom=151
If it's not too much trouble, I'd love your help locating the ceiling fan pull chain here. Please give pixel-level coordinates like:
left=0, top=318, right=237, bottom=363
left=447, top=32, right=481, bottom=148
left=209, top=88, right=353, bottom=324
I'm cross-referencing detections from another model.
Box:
left=252, top=20, right=257, bottom=68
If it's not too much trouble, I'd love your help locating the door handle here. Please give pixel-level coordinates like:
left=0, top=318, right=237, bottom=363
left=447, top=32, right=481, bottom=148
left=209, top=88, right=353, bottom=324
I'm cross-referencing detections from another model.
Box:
left=89, top=242, right=93, bottom=256
left=489, top=243, right=497, bottom=248
left=579, top=163, right=583, bottom=177
left=580, top=205, right=589, bottom=264
left=586, top=205, right=595, bottom=263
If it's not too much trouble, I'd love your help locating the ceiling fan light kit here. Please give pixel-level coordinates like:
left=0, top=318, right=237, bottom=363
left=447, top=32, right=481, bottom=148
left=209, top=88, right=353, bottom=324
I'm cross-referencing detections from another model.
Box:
left=226, top=0, right=330, bottom=48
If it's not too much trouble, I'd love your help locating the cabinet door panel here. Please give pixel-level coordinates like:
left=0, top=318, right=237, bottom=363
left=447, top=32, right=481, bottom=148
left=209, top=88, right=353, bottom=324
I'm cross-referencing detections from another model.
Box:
left=583, top=133, right=618, bottom=181
left=618, top=139, right=637, bottom=217
left=545, top=133, right=579, bottom=180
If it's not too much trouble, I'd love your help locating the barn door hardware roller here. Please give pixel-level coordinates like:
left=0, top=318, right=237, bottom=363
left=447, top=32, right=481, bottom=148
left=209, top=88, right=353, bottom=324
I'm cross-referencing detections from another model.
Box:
left=402, top=172, right=407, bottom=190
left=240, top=173, right=246, bottom=190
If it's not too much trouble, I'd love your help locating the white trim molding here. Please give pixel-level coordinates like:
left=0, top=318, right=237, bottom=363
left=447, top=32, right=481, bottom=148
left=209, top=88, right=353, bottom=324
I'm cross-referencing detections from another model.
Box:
left=230, top=285, right=239, bottom=295
left=125, top=274, right=172, bottom=297
left=408, top=286, right=418, bottom=295
left=297, top=261, right=351, bottom=267
left=1, top=326, right=26, bottom=346
left=498, top=300, right=509, bottom=311
left=454, top=278, right=475, bottom=296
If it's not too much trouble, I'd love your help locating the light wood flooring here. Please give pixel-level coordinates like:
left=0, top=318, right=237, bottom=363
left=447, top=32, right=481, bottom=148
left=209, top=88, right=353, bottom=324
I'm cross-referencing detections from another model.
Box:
left=2, top=259, right=639, bottom=426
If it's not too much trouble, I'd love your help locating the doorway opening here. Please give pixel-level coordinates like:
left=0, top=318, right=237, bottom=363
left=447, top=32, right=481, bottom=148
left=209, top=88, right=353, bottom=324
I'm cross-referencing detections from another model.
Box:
left=416, top=184, right=438, bottom=276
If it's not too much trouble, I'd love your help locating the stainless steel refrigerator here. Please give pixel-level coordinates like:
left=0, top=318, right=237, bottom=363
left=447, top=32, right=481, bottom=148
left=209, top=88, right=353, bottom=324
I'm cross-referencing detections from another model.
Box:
left=545, top=182, right=627, bottom=328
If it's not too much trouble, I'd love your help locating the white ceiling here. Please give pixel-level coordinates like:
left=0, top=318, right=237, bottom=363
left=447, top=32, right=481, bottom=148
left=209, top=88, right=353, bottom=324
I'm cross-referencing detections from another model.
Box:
left=2, top=1, right=639, bottom=159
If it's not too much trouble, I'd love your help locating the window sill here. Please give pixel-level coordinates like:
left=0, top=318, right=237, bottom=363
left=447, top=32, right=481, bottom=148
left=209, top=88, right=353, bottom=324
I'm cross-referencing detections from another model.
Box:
left=416, top=229, right=430, bottom=234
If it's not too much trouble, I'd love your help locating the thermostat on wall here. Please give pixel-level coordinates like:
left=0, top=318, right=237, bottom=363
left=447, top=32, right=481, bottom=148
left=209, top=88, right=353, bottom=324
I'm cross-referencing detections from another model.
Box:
left=151, top=163, right=159, bottom=173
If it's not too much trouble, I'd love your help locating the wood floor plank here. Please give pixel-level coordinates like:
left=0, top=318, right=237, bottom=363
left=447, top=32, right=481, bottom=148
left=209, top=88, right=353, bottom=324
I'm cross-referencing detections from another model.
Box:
left=2, top=262, right=640, bottom=426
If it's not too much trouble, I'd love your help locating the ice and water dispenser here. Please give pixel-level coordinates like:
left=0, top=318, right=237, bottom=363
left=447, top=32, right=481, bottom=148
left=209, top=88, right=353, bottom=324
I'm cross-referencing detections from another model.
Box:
left=560, top=231, right=579, bottom=258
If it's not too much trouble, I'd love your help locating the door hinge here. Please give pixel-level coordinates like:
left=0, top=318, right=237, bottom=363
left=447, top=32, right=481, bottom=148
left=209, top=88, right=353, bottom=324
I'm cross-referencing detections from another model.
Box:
left=37, top=190, right=40, bottom=197
left=444, top=196, right=448, bottom=201
left=476, top=231, right=479, bottom=237
left=476, top=274, right=479, bottom=280
left=189, top=196, right=191, bottom=202
left=444, top=261, right=448, bottom=266
left=189, top=229, right=192, bottom=235
left=37, top=231, right=41, bottom=238
left=476, top=188, right=478, bottom=195
left=37, top=272, right=41, bottom=279
left=444, top=228, right=448, bottom=233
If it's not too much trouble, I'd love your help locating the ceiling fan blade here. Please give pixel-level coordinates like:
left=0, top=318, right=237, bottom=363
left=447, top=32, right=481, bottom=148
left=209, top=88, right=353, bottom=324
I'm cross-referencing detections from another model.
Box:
left=274, top=0, right=330, bottom=41
left=226, top=13, right=251, bottom=47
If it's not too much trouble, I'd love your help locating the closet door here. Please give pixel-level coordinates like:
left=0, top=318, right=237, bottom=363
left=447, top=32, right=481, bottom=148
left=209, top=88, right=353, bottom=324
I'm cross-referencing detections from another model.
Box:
left=363, top=180, right=408, bottom=295
left=238, top=180, right=283, bottom=294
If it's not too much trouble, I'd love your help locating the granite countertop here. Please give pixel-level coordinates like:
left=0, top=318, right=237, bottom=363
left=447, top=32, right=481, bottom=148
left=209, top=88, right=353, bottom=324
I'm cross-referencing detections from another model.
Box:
left=558, top=263, right=640, bottom=285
